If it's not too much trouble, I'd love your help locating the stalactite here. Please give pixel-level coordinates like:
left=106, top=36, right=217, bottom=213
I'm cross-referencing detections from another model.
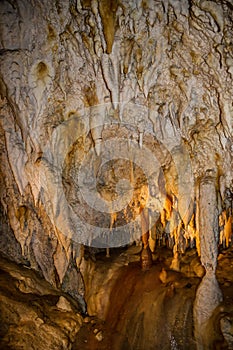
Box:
left=101, top=41, right=120, bottom=109
left=90, top=105, right=105, bottom=156
left=98, top=0, right=118, bottom=54
left=140, top=207, right=153, bottom=270
left=223, top=213, right=232, bottom=248
left=148, top=211, right=156, bottom=253
left=107, top=210, right=117, bottom=257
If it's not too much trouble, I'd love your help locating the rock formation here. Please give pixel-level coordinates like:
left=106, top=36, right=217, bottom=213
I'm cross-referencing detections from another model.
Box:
left=0, top=0, right=233, bottom=348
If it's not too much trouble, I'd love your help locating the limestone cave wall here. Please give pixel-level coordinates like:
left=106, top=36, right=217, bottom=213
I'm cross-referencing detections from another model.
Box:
left=0, top=1, right=233, bottom=346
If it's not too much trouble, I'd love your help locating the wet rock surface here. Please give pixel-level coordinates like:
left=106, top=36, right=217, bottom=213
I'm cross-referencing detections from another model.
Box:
left=74, top=245, right=233, bottom=350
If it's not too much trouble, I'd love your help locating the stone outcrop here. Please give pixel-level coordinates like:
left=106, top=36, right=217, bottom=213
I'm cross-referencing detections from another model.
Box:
left=0, top=257, right=83, bottom=350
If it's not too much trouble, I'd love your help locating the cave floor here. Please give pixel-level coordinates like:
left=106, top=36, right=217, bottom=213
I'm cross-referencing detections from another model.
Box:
left=73, top=266, right=198, bottom=349
left=73, top=245, right=233, bottom=350
left=0, top=245, right=233, bottom=350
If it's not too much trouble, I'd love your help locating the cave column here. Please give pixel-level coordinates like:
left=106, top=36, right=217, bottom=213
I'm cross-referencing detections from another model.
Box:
left=194, top=171, right=222, bottom=349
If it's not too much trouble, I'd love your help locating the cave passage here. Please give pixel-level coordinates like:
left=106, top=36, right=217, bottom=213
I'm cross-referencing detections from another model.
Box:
left=73, top=245, right=233, bottom=350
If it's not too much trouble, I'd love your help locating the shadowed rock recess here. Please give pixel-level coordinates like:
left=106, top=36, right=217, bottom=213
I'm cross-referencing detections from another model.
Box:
left=0, top=0, right=233, bottom=349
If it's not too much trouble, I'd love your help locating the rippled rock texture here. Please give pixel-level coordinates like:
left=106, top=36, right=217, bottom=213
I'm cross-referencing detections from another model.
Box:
left=0, top=0, right=233, bottom=349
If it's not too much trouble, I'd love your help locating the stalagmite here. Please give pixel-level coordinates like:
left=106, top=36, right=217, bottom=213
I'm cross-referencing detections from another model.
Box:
left=170, top=250, right=180, bottom=272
